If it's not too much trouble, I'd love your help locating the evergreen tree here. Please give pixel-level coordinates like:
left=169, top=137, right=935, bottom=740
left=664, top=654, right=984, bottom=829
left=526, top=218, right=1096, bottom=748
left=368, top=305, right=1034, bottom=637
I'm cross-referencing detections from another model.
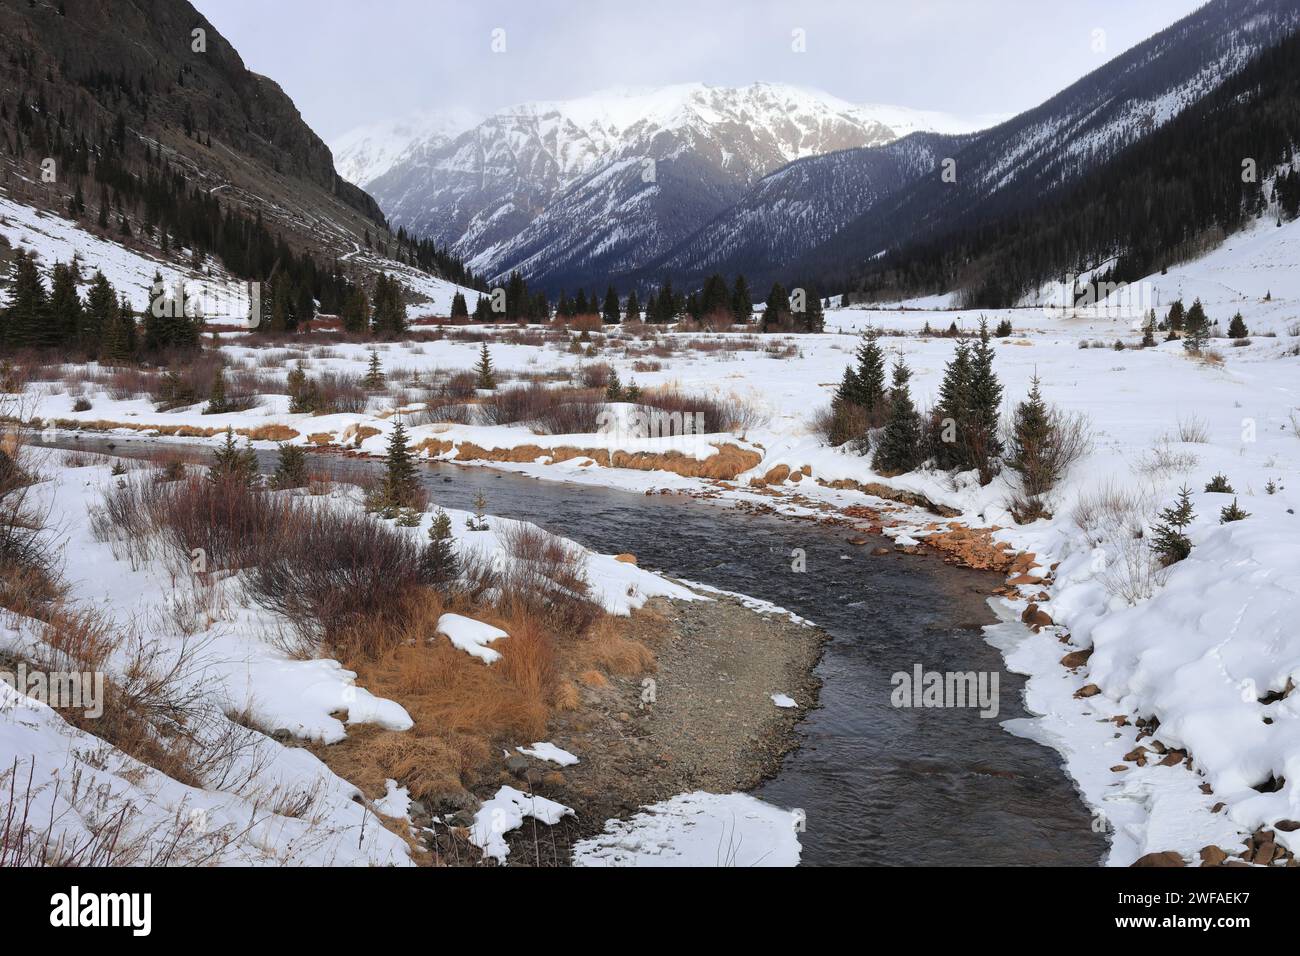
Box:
left=1141, top=309, right=1156, bottom=348
left=450, top=291, right=469, bottom=319
left=372, top=274, right=407, bottom=337
left=82, top=270, right=116, bottom=356
left=601, top=285, right=621, bottom=324
left=1166, top=299, right=1185, bottom=333
left=1227, top=312, right=1249, bottom=339
left=933, top=339, right=973, bottom=470
left=606, top=366, right=623, bottom=401
left=474, top=342, right=496, bottom=390
left=1007, top=374, right=1052, bottom=496
left=101, top=296, right=137, bottom=363
left=731, top=275, right=752, bottom=323
left=624, top=289, right=641, bottom=324
left=205, top=368, right=231, bottom=414
left=420, top=509, right=459, bottom=592
left=872, top=358, right=923, bottom=475
left=363, top=350, right=385, bottom=390
left=381, top=418, right=418, bottom=509
left=1219, top=497, right=1250, bottom=523
left=1150, top=486, right=1195, bottom=565
left=341, top=287, right=369, bottom=334
left=797, top=285, right=825, bottom=333
left=47, top=261, right=82, bottom=349
left=286, top=362, right=319, bottom=413
left=2, top=251, right=49, bottom=349
left=964, top=319, right=1004, bottom=482
left=1182, top=298, right=1210, bottom=352
left=850, top=330, right=886, bottom=414
left=208, top=427, right=260, bottom=487
left=272, top=442, right=308, bottom=489
left=761, top=283, right=790, bottom=332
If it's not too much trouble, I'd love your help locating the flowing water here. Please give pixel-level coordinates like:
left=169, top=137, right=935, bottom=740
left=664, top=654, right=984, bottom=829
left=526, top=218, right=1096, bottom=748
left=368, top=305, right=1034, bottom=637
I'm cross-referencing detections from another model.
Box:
left=41, top=435, right=1105, bottom=866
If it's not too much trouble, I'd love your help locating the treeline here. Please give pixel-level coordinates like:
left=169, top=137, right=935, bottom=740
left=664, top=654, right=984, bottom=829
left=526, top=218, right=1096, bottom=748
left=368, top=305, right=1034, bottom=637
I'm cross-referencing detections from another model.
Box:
left=3, top=83, right=483, bottom=312
left=851, top=29, right=1300, bottom=308
left=824, top=319, right=1090, bottom=520
left=0, top=253, right=199, bottom=360
left=459, top=269, right=824, bottom=330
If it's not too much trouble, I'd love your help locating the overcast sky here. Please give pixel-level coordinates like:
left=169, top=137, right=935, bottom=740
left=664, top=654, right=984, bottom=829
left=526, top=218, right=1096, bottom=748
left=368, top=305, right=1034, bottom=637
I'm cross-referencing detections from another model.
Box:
left=192, top=0, right=1208, bottom=140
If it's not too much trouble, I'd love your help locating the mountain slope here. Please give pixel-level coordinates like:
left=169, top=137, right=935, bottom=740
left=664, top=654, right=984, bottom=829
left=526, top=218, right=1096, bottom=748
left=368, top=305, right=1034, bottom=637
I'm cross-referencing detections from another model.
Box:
left=802, top=0, right=1300, bottom=296
left=354, top=83, right=991, bottom=290
left=853, top=27, right=1300, bottom=308
left=642, top=131, right=969, bottom=292
left=0, top=0, right=486, bottom=310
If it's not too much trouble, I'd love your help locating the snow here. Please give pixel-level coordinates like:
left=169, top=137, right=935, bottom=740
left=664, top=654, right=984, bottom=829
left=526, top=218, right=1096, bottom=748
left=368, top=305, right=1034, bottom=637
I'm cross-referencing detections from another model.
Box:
left=572, top=792, right=803, bottom=867
left=469, top=786, right=574, bottom=864
left=436, top=613, right=509, bottom=664
left=374, top=779, right=413, bottom=820
left=516, top=742, right=580, bottom=766
left=770, top=694, right=798, bottom=709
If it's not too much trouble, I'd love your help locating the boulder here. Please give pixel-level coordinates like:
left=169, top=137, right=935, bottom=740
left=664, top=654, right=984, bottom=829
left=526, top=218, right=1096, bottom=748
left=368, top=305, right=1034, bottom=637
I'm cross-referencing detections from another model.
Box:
left=1131, top=851, right=1186, bottom=867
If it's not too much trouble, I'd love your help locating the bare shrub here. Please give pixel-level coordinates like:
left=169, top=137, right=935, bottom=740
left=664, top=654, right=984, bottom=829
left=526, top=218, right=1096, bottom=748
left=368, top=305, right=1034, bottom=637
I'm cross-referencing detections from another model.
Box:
left=578, top=362, right=612, bottom=390
left=315, top=372, right=368, bottom=414
left=1072, top=483, right=1164, bottom=604
left=1134, top=441, right=1199, bottom=478
left=243, top=504, right=425, bottom=651
left=1173, top=414, right=1210, bottom=444
left=496, top=523, right=601, bottom=636
left=636, top=387, right=767, bottom=434
left=537, top=396, right=606, bottom=435
left=810, top=402, right=869, bottom=448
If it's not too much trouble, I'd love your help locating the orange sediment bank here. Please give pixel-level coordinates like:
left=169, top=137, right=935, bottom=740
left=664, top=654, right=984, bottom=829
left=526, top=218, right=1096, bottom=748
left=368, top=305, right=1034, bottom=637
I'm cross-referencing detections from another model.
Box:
left=411, top=437, right=762, bottom=480
left=43, top=418, right=299, bottom=442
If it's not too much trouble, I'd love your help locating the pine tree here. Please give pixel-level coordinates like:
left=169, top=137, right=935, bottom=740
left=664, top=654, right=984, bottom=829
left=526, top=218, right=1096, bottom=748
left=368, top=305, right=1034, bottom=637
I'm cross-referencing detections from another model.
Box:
left=1150, top=486, right=1195, bottom=565
left=474, top=342, right=496, bottom=390
left=1227, top=312, right=1248, bottom=339
left=82, top=270, right=115, bottom=356
left=2, top=251, right=49, bottom=349
left=850, top=330, right=886, bottom=414
left=372, top=274, right=407, bottom=337
left=205, top=368, right=231, bottom=414
left=1007, top=375, right=1052, bottom=496
left=47, top=260, right=82, bottom=349
left=272, top=442, right=307, bottom=489
left=606, top=366, right=623, bottom=401
left=1219, top=498, right=1249, bottom=523
left=1166, top=299, right=1185, bottom=333
left=731, top=275, right=751, bottom=323
left=933, top=339, right=972, bottom=470
left=450, top=291, right=469, bottom=319
left=800, top=286, right=825, bottom=333
left=761, top=283, right=789, bottom=332
left=101, top=296, right=137, bottom=363
left=287, top=362, right=319, bottom=413
left=965, top=319, right=1004, bottom=481
left=1141, top=309, right=1156, bottom=348
left=420, top=509, right=459, bottom=592
left=602, top=285, right=621, bottom=324
left=872, top=358, right=923, bottom=475
left=363, top=350, right=385, bottom=390
left=381, top=418, right=418, bottom=510
left=341, top=287, right=369, bottom=334
left=209, top=427, right=260, bottom=487
left=624, top=289, right=641, bottom=324
left=1182, top=298, right=1210, bottom=352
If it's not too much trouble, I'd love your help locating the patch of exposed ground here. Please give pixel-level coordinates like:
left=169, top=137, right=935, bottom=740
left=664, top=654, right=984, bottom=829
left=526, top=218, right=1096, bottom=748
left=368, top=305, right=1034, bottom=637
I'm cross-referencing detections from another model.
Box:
left=428, top=594, right=825, bottom=866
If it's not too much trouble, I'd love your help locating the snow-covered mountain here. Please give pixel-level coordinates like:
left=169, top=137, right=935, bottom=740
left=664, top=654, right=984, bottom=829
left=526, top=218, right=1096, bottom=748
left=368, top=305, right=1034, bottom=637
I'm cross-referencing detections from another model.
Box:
left=339, top=83, right=996, bottom=289
left=332, top=108, right=480, bottom=189
left=811, top=0, right=1300, bottom=295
